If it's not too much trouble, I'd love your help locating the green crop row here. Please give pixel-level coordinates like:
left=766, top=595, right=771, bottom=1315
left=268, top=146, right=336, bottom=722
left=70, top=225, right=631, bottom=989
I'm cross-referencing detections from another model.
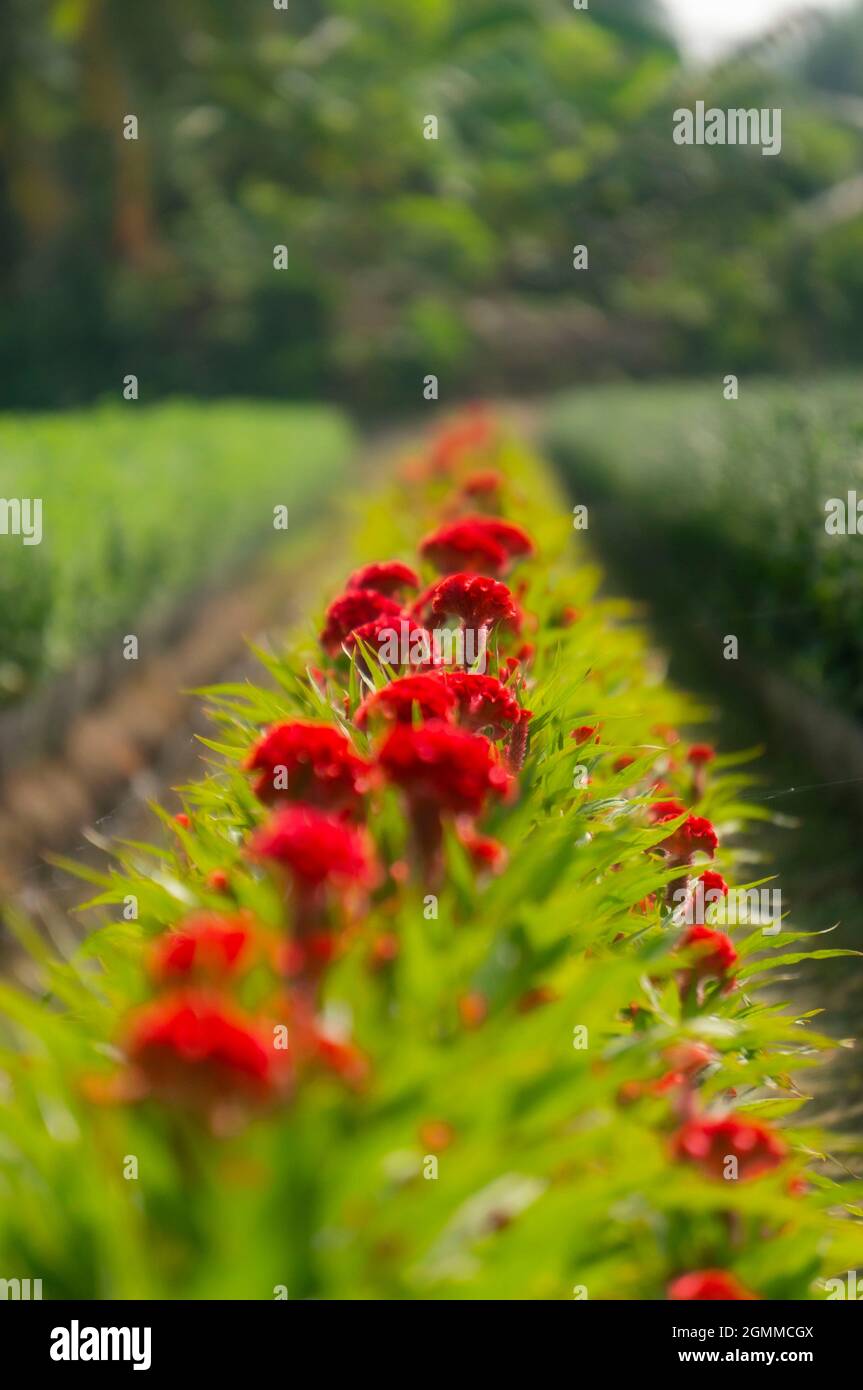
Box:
left=546, top=375, right=863, bottom=718
left=0, top=401, right=352, bottom=703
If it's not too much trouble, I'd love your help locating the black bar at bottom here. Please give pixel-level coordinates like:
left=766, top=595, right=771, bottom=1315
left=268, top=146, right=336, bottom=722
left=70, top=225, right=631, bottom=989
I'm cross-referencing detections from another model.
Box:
left=0, top=1296, right=854, bottom=1375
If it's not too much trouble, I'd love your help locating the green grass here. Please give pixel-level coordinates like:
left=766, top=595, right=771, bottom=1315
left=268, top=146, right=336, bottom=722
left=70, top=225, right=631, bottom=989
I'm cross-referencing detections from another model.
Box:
left=545, top=374, right=863, bottom=719
left=0, top=401, right=352, bottom=702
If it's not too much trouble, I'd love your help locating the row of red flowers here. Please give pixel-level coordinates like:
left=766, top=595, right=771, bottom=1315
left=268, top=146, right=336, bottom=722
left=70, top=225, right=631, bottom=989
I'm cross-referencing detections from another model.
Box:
left=102, top=411, right=797, bottom=1299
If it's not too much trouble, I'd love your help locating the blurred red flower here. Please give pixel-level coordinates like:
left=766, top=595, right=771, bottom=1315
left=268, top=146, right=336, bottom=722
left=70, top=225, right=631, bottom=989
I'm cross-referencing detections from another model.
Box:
left=668, top=1270, right=757, bottom=1300
left=126, top=991, right=286, bottom=1114
left=320, top=590, right=402, bottom=654
left=244, top=720, right=372, bottom=810
left=379, top=720, right=511, bottom=817
left=679, top=924, right=738, bottom=982
left=420, top=516, right=534, bottom=576
left=149, top=912, right=257, bottom=982
left=661, top=814, right=718, bottom=862
left=249, top=804, right=377, bottom=891
left=346, top=560, right=419, bottom=597
left=672, top=1115, right=787, bottom=1181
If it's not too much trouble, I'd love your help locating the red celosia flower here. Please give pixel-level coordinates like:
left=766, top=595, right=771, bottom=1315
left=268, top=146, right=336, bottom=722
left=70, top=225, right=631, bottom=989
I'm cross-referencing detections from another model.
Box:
left=244, top=720, right=372, bottom=810
left=687, top=743, right=716, bottom=766
left=346, top=561, right=420, bottom=597
left=614, top=754, right=636, bottom=772
left=311, top=1030, right=369, bottom=1089
left=428, top=573, right=521, bottom=633
left=663, top=1040, right=718, bottom=1075
left=125, top=991, right=286, bottom=1114
left=700, top=869, right=729, bottom=898
left=174, top=813, right=191, bottom=831
left=571, top=724, right=600, bottom=746
left=662, top=814, right=719, bottom=862
left=320, top=590, right=402, bottom=654
left=456, top=820, right=508, bottom=874
left=668, top=1270, right=757, bottom=1301
left=206, top=868, right=230, bottom=894
left=378, top=720, right=511, bottom=816
left=672, top=1115, right=788, bottom=1181
left=679, top=925, right=738, bottom=981
left=445, top=671, right=527, bottom=738
left=427, top=407, right=493, bottom=475
left=460, top=470, right=503, bottom=501
left=346, top=614, right=431, bottom=666
left=249, top=805, right=377, bottom=892
left=149, top=913, right=256, bottom=982
left=355, top=673, right=456, bottom=728
left=420, top=516, right=534, bottom=576
left=649, top=798, right=687, bottom=824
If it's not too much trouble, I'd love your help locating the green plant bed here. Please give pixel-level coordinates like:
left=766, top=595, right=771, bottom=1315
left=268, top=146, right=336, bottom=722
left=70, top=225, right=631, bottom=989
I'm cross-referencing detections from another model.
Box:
left=0, top=401, right=352, bottom=704
left=545, top=375, right=863, bottom=720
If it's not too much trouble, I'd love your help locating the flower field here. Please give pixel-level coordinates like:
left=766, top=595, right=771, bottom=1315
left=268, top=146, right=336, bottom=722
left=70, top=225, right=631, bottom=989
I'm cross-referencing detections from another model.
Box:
left=0, top=414, right=861, bottom=1301
left=0, top=402, right=351, bottom=704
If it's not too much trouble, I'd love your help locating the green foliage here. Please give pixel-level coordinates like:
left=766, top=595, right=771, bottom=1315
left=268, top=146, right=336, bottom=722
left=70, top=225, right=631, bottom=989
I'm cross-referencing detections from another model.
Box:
left=0, top=428, right=860, bottom=1299
left=17, top=1, right=863, bottom=405
left=546, top=373, right=863, bottom=718
left=0, top=401, right=351, bottom=702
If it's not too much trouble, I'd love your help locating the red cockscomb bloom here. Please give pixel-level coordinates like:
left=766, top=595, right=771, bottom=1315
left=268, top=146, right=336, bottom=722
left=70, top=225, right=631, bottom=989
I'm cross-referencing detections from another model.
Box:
left=571, top=724, right=601, bottom=746
left=668, top=1270, right=757, bottom=1301
left=456, top=820, right=508, bottom=874
left=662, top=814, right=718, bottom=862
left=355, top=673, right=456, bottom=728
left=700, top=869, right=730, bottom=898
left=346, top=614, right=431, bottom=667
left=149, top=913, right=256, bottom=982
left=346, top=561, right=420, bottom=597
left=687, top=743, right=716, bottom=766
left=244, top=720, right=372, bottom=810
left=125, top=991, right=286, bottom=1115
left=649, top=798, right=687, bottom=824
left=663, top=1040, right=718, bottom=1075
left=249, top=805, right=377, bottom=892
left=460, top=470, right=503, bottom=501
left=379, top=720, right=511, bottom=817
left=672, top=1115, right=788, bottom=1181
left=320, top=590, right=402, bottom=655
left=420, top=516, right=534, bottom=577
left=427, top=407, right=493, bottom=475
left=444, top=671, right=527, bottom=738
left=428, top=573, right=521, bottom=633
left=679, top=925, right=738, bottom=981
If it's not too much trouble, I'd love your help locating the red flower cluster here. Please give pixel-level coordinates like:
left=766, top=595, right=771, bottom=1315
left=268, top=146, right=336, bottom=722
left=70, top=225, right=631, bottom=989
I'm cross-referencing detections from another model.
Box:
left=660, top=814, right=718, bottom=863
left=125, top=991, right=287, bottom=1122
left=679, top=924, right=738, bottom=984
left=249, top=804, right=377, bottom=893
left=149, top=912, right=256, bottom=982
left=379, top=721, right=511, bottom=817
left=346, top=560, right=419, bottom=597
left=244, top=720, right=372, bottom=811
left=426, top=573, right=521, bottom=632
left=420, top=516, right=534, bottom=577
left=673, top=1115, right=787, bottom=1181
left=320, top=590, right=402, bottom=655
